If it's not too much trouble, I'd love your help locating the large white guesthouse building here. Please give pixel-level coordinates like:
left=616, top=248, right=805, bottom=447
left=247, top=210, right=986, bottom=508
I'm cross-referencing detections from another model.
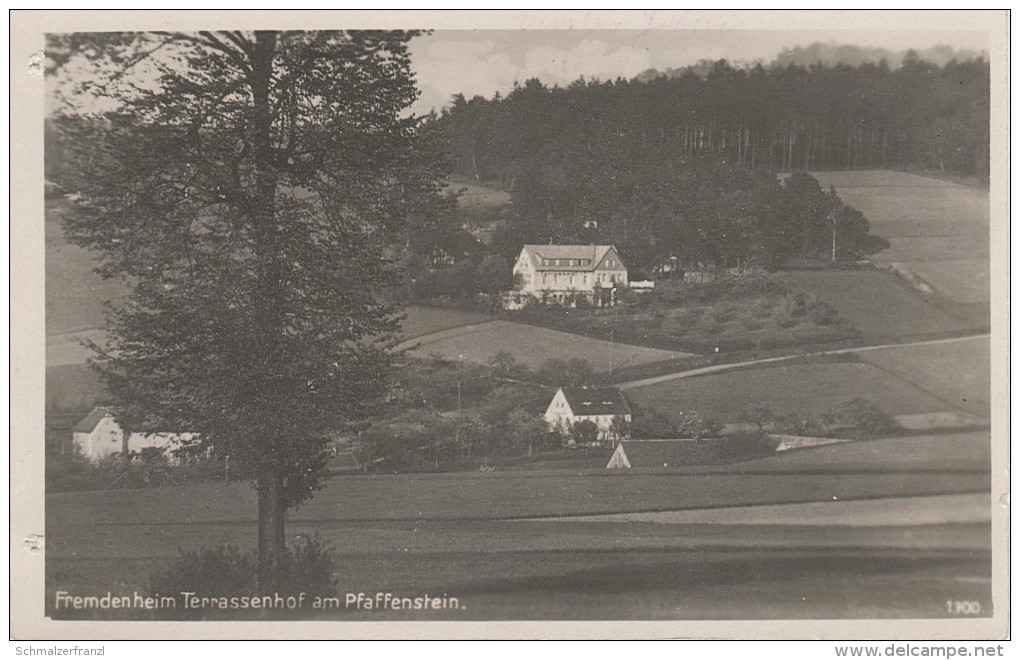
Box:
left=505, top=244, right=628, bottom=308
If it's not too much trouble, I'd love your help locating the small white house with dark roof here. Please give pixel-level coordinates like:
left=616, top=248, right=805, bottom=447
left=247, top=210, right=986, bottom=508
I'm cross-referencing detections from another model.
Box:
left=508, top=244, right=628, bottom=307
left=544, top=386, right=632, bottom=444
left=71, top=406, right=195, bottom=464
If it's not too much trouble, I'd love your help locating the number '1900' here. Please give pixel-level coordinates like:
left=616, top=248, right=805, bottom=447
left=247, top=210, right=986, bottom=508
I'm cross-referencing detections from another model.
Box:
left=946, top=600, right=981, bottom=615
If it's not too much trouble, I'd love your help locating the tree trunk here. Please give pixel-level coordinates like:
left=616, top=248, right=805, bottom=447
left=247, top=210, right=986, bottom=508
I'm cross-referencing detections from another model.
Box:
left=257, top=467, right=286, bottom=585
left=249, top=32, right=288, bottom=579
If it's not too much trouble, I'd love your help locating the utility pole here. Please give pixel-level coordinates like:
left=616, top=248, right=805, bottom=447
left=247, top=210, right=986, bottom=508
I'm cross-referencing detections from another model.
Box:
left=457, top=354, right=464, bottom=414
left=829, top=187, right=840, bottom=264
left=830, top=209, right=838, bottom=263
left=608, top=330, right=614, bottom=377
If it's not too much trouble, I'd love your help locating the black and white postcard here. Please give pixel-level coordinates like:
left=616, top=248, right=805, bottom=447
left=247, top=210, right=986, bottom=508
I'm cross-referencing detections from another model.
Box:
left=10, top=9, right=1010, bottom=642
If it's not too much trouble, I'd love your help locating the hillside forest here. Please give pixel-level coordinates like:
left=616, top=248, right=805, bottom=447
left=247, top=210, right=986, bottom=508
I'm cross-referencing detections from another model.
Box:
left=46, top=52, right=990, bottom=297
left=419, top=55, right=987, bottom=283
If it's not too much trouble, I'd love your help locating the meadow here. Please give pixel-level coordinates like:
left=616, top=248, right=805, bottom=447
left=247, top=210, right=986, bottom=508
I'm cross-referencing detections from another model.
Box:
left=857, top=337, right=991, bottom=420
left=46, top=431, right=991, bottom=620
left=397, top=318, right=690, bottom=370
left=624, top=330, right=989, bottom=426
left=46, top=200, right=125, bottom=336
left=773, top=269, right=987, bottom=342
left=625, top=359, right=947, bottom=424
left=808, top=170, right=989, bottom=305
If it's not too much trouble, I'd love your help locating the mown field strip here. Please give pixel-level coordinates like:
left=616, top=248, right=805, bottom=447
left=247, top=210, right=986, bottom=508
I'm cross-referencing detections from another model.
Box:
left=530, top=493, right=991, bottom=527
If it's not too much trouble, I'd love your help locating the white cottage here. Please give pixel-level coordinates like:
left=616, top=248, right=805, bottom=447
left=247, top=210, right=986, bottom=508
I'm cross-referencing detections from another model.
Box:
left=71, top=407, right=194, bottom=464
left=506, top=244, right=628, bottom=308
left=543, top=386, right=632, bottom=444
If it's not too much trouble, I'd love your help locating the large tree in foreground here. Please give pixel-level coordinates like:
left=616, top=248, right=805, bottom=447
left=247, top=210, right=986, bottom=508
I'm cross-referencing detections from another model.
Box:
left=49, top=30, right=449, bottom=580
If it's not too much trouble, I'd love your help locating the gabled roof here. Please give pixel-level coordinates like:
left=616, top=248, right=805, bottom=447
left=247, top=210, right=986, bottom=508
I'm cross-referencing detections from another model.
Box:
left=72, top=407, right=112, bottom=433
left=70, top=407, right=187, bottom=436
left=521, top=245, right=619, bottom=272
left=560, top=387, right=632, bottom=417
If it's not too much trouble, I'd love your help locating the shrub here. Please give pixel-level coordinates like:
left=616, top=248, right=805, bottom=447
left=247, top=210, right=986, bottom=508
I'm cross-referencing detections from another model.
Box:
left=831, top=397, right=901, bottom=436
left=677, top=411, right=722, bottom=441
left=273, top=538, right=341, bottom=596
left=150, top=545, right=255, bottom=600
left=739, top=406, right=777, bottom=431
left=714, top=431, right=777, bottom=462
left=149, top=538, right=338, bottom=619
left=773, top=411, right=827, bottom=437
left=627, top=401, right=683, bottom=440
left=535, top=357, right=602, bottom=387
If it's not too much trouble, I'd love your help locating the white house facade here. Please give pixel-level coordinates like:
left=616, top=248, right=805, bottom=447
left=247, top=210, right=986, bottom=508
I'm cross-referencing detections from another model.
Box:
left=71, top=407, right=195, bottom=464
left=507, top=244, right=628, bottom=307
left=543, top=386, right=632, bottom=444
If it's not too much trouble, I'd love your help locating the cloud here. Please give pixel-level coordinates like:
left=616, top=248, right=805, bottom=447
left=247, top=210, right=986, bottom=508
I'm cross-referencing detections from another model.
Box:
left=522, top=39, right=654, bottom=83
left=410, top=38, right=522, bottom=114
left=410, top=36, right=657, bottom=114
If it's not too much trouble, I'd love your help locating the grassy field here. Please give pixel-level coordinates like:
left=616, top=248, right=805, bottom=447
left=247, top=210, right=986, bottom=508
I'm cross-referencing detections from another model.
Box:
left=44, top=306, right=501, bottom=414
left=808, top=170, right=989, bottom=304
left=736, top=431, right=989, bottom=473
left=626, top=360, right=943, bottom=424
left=46, top=431, right=990, bottom=620
left=625, top=334, right=989, bottom=425
left=397, top=318, right=691, bottom=370
left=857, top=337, right=990, bottom=420
left=397, top=306, right=494, bottom=340
left=46, top=202, right=126, bottom=336
left=773, top=269, right=987, bottom=342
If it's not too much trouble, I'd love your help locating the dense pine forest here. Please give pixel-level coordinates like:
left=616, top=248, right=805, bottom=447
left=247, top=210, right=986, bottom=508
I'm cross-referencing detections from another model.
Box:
left=46, top=51, right=990, bottom=296
left=426, top=54, right=988, bottom=278
left=436, top=55, right=989, bottom=184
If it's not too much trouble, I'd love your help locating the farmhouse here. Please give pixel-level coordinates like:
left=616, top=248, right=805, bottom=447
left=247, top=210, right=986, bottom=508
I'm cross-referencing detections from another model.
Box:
left=71, top=407, right=195, bottom=464
left=544, top=386, right=632, bottom=444
left=506, top=244, right=628, bottom=307
left=606, top=439, right=701, bottom=468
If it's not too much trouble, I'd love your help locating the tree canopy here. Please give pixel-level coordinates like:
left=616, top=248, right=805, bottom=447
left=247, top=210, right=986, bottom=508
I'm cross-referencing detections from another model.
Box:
left=426, top=56, right=986, bottom=279
left=49, top=30, right=449, bottom=576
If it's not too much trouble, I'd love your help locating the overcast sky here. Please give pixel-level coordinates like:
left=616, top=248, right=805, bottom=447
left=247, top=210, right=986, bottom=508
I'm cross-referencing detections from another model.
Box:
left=407, top=29, right=990, bottom=116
